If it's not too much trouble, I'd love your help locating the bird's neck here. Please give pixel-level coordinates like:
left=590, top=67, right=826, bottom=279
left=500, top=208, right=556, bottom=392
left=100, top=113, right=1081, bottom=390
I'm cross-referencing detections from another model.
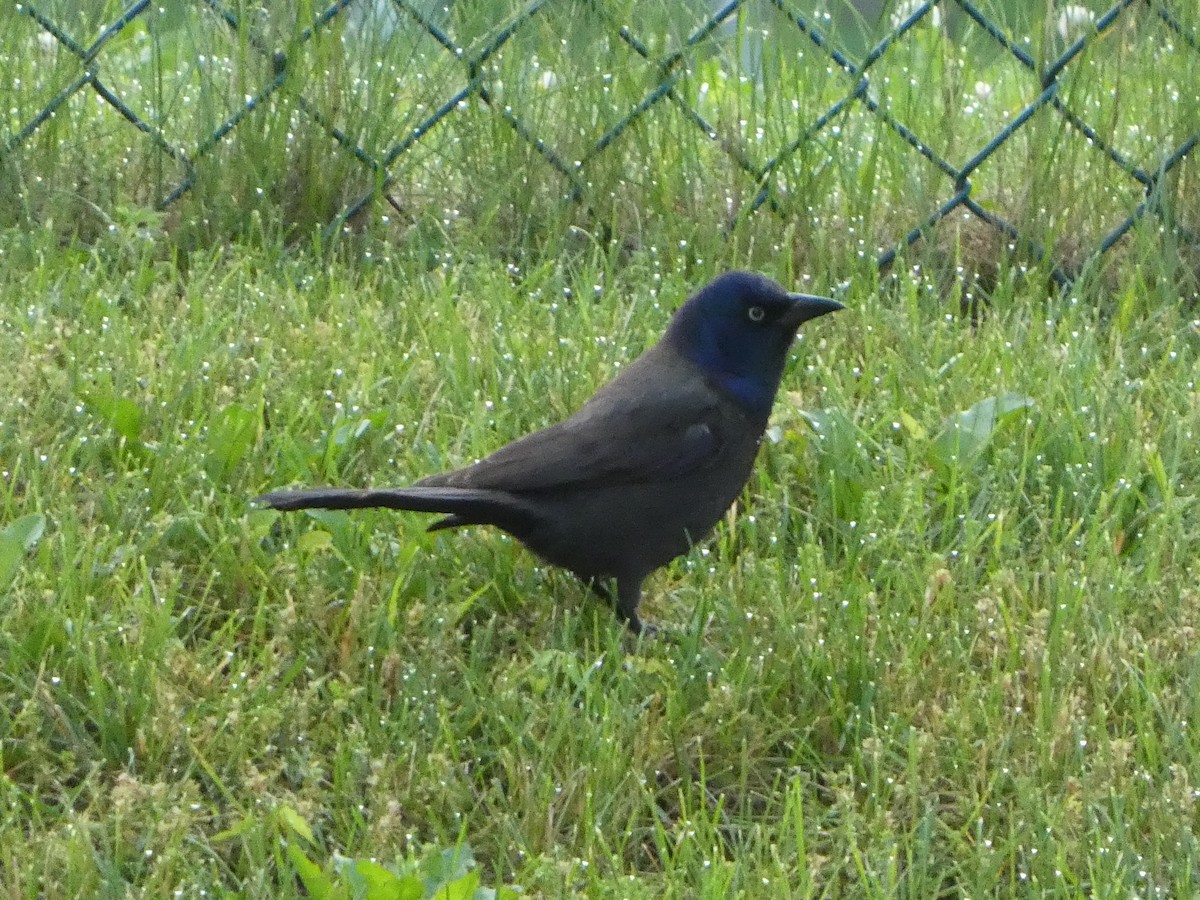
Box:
left=706, top=369, right=779, bottom=421
left=665, top=324, right=780, bottom=421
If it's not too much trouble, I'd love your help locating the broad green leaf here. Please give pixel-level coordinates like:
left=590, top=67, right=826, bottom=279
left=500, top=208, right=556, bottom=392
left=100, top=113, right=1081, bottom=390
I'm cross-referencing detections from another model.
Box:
left=297, top=529, right=333, bottom=553
left=86, top=389, right=145, bottom=445
left=336, top=856, right=421, bottom=900
left=277, top=805, right=317, bottom=845
left=205, top=403, right=259, bottom=483
left=899, top=411, right=926, bottom=440
left=305, top=509, right=351, bottom=530
left=210, top=814, right=255, bottom=843
left=333, top=417, right=373, bottom=448
left=437, top=871, right=480, bottom=900
left=287, top=843, right=343, bottom=900
left=110, top=397, right=145, bottom=444
left=2, top=513, right=45, bottom=551
left=932, top=392, right=1035, bottom=467
left=0, top=513, right=47, bottom=587
left=424, top=846, right=475, bottom=894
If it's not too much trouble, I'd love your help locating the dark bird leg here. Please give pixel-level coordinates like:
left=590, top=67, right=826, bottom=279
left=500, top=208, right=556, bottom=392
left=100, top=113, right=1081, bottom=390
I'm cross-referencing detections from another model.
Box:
left=578, top=576, right=650, bottom=635
left=580, top=577, right=625, bottom=626
left=581, top=576, right=613, bottom=606
left=615, top=577, right=648, bottom=636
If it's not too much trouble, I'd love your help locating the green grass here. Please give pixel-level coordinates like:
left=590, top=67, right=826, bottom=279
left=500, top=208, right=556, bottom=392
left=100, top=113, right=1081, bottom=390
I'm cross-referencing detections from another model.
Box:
left=3, top=0, right=1200, bottom=895
left=2, top=225, right=1199, bottom=895
left=3, top=1, right=1197, bottom=274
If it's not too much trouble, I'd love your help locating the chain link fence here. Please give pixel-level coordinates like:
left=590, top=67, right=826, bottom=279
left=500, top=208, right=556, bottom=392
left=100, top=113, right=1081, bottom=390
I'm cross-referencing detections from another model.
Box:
left=2, top=0, right=1197, bottom=288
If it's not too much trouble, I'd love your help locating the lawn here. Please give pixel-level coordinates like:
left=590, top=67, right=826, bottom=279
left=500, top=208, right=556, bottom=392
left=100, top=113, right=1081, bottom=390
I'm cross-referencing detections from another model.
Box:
left=2, top=1, right=1200, bottom=896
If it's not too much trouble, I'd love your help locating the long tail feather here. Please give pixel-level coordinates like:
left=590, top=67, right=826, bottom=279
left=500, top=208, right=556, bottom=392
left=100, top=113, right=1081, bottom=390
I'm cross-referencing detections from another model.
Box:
left=253, top=486, right=541, bottom=533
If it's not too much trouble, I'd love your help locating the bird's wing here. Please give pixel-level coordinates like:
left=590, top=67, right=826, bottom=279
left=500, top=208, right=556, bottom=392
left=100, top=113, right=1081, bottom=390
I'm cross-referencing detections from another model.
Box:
left=419, top=361, right=734, bottom=494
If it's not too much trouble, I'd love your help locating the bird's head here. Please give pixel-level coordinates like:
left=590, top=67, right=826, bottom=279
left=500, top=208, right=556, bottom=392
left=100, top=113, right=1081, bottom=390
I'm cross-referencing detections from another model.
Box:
left=664, top=271, right=843, bottom=419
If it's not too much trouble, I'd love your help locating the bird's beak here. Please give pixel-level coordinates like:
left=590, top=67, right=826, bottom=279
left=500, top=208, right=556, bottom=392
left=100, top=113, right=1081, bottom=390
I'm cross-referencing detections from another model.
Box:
left=784, top=293, right=845, bottom=328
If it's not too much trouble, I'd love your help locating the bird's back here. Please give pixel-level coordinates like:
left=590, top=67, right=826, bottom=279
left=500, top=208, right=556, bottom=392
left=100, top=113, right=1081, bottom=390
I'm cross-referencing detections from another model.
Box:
left=417, top=341, right=767, bottom=582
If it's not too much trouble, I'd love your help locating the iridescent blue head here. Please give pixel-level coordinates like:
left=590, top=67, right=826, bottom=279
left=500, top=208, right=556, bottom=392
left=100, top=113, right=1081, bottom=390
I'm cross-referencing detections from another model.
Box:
left=664, top=271, right=844, bottom=419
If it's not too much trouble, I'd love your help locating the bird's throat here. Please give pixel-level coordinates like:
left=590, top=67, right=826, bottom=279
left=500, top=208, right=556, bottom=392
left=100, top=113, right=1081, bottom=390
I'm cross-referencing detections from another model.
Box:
left=666, top=318, right=784, bottom=419
left=709, top=369, right=779, bottom=421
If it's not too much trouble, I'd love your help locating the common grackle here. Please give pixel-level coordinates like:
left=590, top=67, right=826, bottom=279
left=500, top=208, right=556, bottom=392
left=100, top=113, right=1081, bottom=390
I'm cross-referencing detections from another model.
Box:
left=256, top=271, right=843, bottom=634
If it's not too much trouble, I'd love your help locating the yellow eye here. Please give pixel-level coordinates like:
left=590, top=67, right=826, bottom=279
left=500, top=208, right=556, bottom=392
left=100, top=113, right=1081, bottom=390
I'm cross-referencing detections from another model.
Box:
left=747, top=305, right=766, bottom=323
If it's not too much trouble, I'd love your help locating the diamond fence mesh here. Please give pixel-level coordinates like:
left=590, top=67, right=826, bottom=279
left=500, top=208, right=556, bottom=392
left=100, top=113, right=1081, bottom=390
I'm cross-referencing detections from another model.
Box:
left=2, top=0, right=1197, bottom=289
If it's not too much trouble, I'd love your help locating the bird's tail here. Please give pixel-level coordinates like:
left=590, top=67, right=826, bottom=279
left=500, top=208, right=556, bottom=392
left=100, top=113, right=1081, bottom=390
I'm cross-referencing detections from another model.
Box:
left=253, top=486, right=539, bottom=534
